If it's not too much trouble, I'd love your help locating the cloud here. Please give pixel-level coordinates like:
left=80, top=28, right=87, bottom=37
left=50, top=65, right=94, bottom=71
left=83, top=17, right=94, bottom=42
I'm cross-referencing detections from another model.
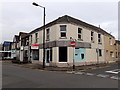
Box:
left=0, top=1, right=118, bottom=43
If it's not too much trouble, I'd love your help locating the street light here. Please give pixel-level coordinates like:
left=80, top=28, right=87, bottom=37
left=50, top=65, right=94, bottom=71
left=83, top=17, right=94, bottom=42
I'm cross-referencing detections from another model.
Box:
left=32, top=2, right=46, bottom=68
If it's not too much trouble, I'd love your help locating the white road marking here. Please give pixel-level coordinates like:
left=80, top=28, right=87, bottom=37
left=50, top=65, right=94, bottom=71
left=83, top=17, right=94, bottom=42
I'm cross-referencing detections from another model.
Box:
left=110, top=76, right=120, bottom=80
left=86, top=73, right=94, bottom=76
left=97, top=74, right=109, bottom=78
left=74, top=72, right=85, bottom=75
left=66, top=71, right=74, bottom=74
left=106, top=69, right=120, bottom=74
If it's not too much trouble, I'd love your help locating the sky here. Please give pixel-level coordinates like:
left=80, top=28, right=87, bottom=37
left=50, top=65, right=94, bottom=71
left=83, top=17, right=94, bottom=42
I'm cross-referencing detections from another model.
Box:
left=0, top=0, right=119, bottom=43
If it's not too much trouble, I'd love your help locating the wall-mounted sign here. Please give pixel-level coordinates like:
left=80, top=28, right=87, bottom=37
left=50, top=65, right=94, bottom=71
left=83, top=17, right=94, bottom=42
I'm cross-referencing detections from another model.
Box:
left=31, top=44, right=39, bottom=49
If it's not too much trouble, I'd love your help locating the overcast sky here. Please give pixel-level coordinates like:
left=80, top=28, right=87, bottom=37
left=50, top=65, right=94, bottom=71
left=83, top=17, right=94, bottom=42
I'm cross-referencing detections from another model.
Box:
left=0, top=0, right=119, bottom=43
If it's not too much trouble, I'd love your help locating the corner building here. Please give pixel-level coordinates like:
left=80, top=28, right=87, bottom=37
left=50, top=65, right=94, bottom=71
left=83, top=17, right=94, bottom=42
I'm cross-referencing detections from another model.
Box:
left=29, top=15, right=115, bottom=67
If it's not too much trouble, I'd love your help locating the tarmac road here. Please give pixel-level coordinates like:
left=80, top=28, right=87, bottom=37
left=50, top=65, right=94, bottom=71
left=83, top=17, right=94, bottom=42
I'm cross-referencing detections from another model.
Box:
left=2, top=62, right=118, bottom=88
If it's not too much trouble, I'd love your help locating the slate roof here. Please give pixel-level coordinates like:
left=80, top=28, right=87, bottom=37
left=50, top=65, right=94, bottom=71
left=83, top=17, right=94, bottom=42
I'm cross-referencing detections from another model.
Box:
left=29, top=15, right=114, bottom=38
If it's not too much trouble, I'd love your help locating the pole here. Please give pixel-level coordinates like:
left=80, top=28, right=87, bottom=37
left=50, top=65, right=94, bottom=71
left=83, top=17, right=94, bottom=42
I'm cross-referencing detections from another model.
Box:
left=97, top=48, right=99, bottom=64
left=32, top=2, right=46, bottom=68
left=73, top=47, right=75, bottom=70
left=43, top=7, right=45, bottom=68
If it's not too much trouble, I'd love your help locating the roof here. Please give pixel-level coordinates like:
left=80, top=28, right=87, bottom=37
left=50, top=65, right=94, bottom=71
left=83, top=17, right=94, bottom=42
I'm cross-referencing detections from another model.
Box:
left=19, top=32, right=28, bottom=36
left=29, top=15, right=114, bottom=38
left=115, top=40, right=120, bottom=45
left=3, top=41, right=13, bottom=46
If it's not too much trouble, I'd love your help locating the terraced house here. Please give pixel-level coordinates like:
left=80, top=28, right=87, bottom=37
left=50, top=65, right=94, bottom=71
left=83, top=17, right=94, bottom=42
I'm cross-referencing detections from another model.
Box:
left=28, top=15, right=117, bottom=67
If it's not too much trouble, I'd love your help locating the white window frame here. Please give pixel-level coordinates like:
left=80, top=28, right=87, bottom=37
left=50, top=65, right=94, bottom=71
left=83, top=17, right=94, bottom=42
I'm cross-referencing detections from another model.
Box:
left=60, top=25, right=67, bottom=38
left=91, top=31, right=94, bottom=42
left=110, top=38, right=113, bottom=45
left=98, top=33, right=102, bottom=43
left=110, top=52, right=114, bottom=57
left=35, top=33, right=39, bottom=43
left=30, top=35, right=32, bottom=44
left=46, top=28, right=50, bottom=40
left=78, top=28, right=82, bottom=40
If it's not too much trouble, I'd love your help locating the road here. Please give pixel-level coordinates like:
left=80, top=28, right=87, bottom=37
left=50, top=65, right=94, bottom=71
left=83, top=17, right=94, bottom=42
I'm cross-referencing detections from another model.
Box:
left=2, top=62, right=119, bottom=88
left=71, top=63, right=120, bottom=80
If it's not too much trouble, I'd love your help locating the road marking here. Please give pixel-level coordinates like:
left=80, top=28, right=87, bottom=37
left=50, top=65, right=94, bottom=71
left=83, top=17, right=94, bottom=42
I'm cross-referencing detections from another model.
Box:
left=106, top=69, right=120, bottom=74
left=97, top=74, right=109, bottom=78
left=74, top=72, right=85, bottom=75
left=86, top=73, right=94, bottom=76
left=110, top=76, right=120, bottom=80
left=66, top=71, right=74, bottom=74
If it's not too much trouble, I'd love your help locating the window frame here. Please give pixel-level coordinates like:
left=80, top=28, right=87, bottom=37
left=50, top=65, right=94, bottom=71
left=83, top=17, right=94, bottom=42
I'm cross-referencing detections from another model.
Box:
left=30, top=35, right=32, bottom=44
left=78, top=28, right=82, bottom=40
left=91, top=31, right=94, bottom=42
left=46, top=28, right=50, bottom=41
left=99, top=49, right=102, bottom=57
left=110, top=52, right=114, bottom=57
left=35, top=33, right=39, bottom=43
left=98, top=33, right=102, bottom=44
left=60, top=25, right=67, bottom=38
left=109, top=38, right=113, bottom=45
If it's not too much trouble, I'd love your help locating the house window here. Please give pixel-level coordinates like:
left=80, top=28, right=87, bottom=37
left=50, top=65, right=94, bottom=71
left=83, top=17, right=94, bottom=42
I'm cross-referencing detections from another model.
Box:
left=98, top=34, right=102, bottom=43
left=110, top=38, right=112, bottom=45
left=60, top=25, right=66, bottom=38
left=26, top=39, right=29, bottom=46
left=78, top=28, right=82, bottom=40
left=30, top=35, right=32, bottom=44
left=91, top=31, right=94, bottom=42
left=99, top=49, right=102, bottom=56
left=46, top=29, right=50, bottom=40
left=35, top=33, right=38, bottom=43
left=110, top=52, right=114, bottom=57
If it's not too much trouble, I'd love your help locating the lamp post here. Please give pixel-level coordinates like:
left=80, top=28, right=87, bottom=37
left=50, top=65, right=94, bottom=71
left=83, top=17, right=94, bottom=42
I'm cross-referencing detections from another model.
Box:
left=32, top=2, right=46, bottom=68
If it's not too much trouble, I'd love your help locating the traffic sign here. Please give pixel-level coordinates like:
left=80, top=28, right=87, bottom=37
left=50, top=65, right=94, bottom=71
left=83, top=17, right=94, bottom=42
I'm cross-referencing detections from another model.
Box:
left=71, top=41, right=76, bottom=47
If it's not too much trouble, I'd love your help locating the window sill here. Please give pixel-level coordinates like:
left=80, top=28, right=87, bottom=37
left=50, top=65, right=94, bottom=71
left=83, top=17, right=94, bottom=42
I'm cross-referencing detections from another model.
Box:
left=59, top=37, right=67, bottom=39
left=58, top=62, right=68, bottom=63
left=78, top=38, right=83, bottom=41
left=91, top=41, right=94, bottom=43
left=46, top=39, right=50, bottom=41
left=98, top=42, right=102, bottom=44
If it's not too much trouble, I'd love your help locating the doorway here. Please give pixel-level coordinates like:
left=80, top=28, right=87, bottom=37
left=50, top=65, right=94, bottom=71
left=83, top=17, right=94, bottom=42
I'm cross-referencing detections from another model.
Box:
left=46, top=48, right=52, bottom=64
left=59, top=47, right=67, bottom=62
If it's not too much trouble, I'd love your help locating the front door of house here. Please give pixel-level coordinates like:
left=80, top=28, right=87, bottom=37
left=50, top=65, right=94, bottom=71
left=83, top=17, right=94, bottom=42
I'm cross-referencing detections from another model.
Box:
left=46, top=48, right=52, bottom=66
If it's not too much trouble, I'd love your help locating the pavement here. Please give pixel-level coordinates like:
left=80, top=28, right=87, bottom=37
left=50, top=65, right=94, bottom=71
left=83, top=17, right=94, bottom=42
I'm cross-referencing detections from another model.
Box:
left=2, top=60, right=118, bottom=72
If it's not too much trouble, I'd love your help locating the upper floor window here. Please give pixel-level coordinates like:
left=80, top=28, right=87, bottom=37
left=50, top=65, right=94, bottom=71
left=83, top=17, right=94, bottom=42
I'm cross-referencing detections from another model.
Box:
left=30, top=35, right=32, bottom=44
left=35, top=33, right=38, bottom=43
left=78, top=28, right=82, bottom=40
left=110, top=52, right=114, bottom=57
left=91, top=31, right=94, bottom=42
left=46, top=28, right=50, bottom=40
left=98, top=33, right=102, bottom=43
left=60, top=25, right=66, bottom=38
left=26, top=39, right=29, bottom=46
left=109, top=38, right=113, bottom=45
